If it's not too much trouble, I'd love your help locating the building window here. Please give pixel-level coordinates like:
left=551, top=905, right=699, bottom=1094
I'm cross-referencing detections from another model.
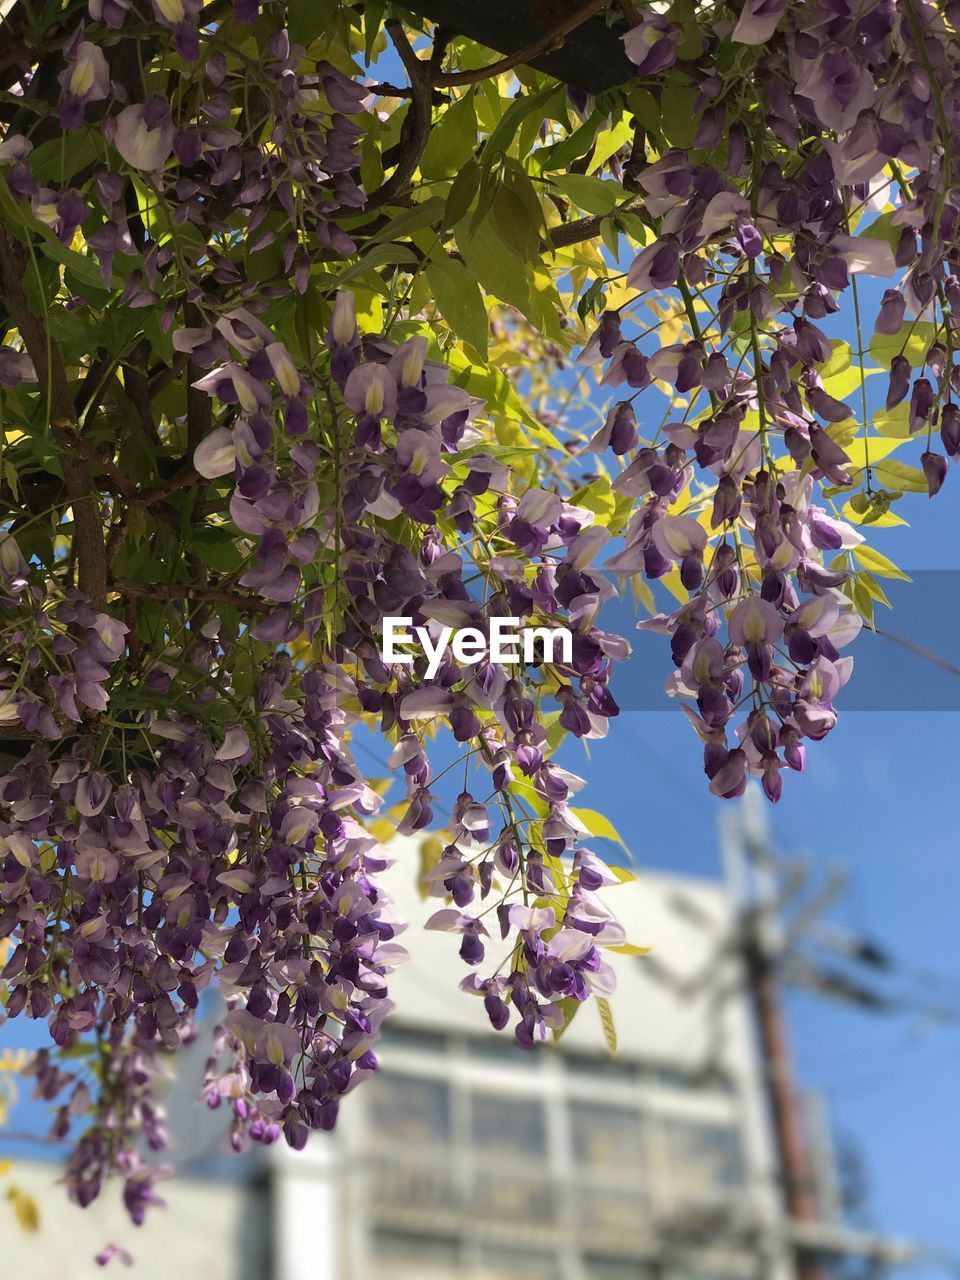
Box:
left=583, top=1258, right=657, bottom=1279
left=657, top=1115, right=746, bottom=1201
left=476, top=1244, right=560, bottom=1279
left=366, top=1072, right=450, bottom=1148
left=370, top=1229, right=459, bottom=1279
left=470, top=1089, right=553, bottom=1219
left=569, top=1101, right=645, bottom=1172
left=471, top=1090, right=547, bottom=1161
left=354, top=1032, right=753, bottom=1279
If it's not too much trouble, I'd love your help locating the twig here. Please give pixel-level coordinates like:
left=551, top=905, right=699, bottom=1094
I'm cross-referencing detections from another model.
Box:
left=113, top=580, right=268, bottom=614
left=433, top=0, right=613, bottom=87
left=133, top=464, right=202, bottom=507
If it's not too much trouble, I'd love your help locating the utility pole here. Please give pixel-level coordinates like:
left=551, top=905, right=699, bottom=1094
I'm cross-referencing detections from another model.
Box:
left=646, top=787, right=936, bottom=1276
left=720, top=790, right=825, bottom=1280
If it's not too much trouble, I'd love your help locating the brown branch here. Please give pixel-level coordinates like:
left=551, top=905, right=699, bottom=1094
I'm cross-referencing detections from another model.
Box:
left=433, top=0, right=613, bottom=87
left=546, top=194, right=647, bottom=249
left=113, top=580, right=268, bottom=615
left=124, top=339, right=161, bottom=449
left=365, top=21, right=452, bottom=210
left=368, top=82, right=451, bottom=103
left=622, top=120, right=648, bottom=192
left=0, top=226, right=108, bottom=607
left=62, top=432, right=136, bottom=500
left=134, top=464, right=202, bottom=508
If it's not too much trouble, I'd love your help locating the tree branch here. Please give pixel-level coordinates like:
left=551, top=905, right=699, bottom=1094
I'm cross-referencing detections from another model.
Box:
left=0, top=226, right=108, bottom=607
left=114, top=580, right=268, bottom=614
left=365, top=21, right=452, bottom=210
left=546, top=194, right=647, bottom=249
left=433, top=0, right=613, bottom=87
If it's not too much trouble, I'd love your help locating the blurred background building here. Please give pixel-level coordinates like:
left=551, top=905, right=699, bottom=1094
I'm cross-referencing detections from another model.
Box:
left=3, top=796, right=926, bottom=1279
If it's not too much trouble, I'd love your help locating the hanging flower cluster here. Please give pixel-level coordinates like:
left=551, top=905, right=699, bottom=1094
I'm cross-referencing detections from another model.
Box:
left=577, top=0, right=960, bottom=799
left=0, top=0, right=957, bottom=1234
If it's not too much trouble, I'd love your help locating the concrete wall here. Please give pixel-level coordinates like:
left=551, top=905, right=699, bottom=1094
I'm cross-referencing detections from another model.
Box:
left=2, top=1161, right=268, bottom=1280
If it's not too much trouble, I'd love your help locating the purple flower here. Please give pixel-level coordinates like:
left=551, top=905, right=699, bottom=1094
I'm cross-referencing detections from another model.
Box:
left=88, top=0, right=132, bottom=26
left=112, top=98, right=175, bottom=171
left=627, top=238, right=679, bottom=292
left=940, top=403, right=960, bottom=459
left=150, top=0, right=202, bottom=61
left=875, top=289, right=906, bottom=335
left=921, top=450, right=947, bottom=496
left=59, top=40, right=111, bottom=129
left=589, top=401, right=636, bottom=454
left=95, top=1243, right=134, bottom=1268
left=732, top=0, right=789, bottom=45
left=343, top=364, right=397, bottom=420
left=0, top=348, right=37, bottom=387
left=729, top=597, right=783, bottom=646
left=623, top=16, right=682, bottom=77
left=194, top=427, right=237, bottom=478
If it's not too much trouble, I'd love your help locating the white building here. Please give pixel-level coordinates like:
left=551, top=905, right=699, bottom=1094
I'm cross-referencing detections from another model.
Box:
left=5, top=839, right=808, bottom=1280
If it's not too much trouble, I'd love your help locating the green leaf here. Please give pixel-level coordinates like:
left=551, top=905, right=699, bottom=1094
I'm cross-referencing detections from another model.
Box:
left=29, top=128, right=103, bottom=185
left=425, top=255, right=489, bottom=356
left=288, top=0, right=338, bottom=46
left=667, top=0, right=703, bottom=57
left=482, top=85, right=557, bottom=165
left=608, top=942, right=651, bottom=956
left=421, top=90, right=478, bottom=181
left=455, top=214, right=531, bottom=313
left=570, top=476, right=615, bottom=524
left=491, top=185, right=539, bottom=260
left=854, top=545, right=911, bottom=580
left=868, top=321, right=937, bottom=369
left=859, top=210, right=902, bottom=248
left=369, top=199, right=446, bottom=244
left=852, top=579, right=876, bottom=628
left=444, top=160, right=481, bottom=229
left=535, top=107, right=604, bottom=171
left=363, top=0, right=387, bottom=61
left=336, top=243, right=417, bottom=288
left=856, top=570, right=892, bottom=608
left=188, top=529, right=245, bottom=572
left=660, top=83, right=701, bottom=149
left=501, top=160, right=546, bottom=255
left=551, top=174, right=622, bottom=216
left=871, top=404, right=911, bottom=438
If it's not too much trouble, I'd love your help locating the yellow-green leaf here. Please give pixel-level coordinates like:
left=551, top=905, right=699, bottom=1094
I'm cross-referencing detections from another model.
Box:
left=420, top=90, right=477, bottom=181
left=597, top=996, right=618, bottom=1058
left=570, top=807, right=628, bottom=849
left=425, top=256, right=489, bottom=357
left=871, top=458, right=928, bottom=493
left=854, top=545, right=911, bottom=580
left=869, top=322, right=936, bottom=369
left=6, top=1186, right=39, bottom=1233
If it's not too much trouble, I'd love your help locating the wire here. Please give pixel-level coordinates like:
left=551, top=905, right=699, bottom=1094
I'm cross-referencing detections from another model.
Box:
left=875, top=627, right=960, bottom=680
